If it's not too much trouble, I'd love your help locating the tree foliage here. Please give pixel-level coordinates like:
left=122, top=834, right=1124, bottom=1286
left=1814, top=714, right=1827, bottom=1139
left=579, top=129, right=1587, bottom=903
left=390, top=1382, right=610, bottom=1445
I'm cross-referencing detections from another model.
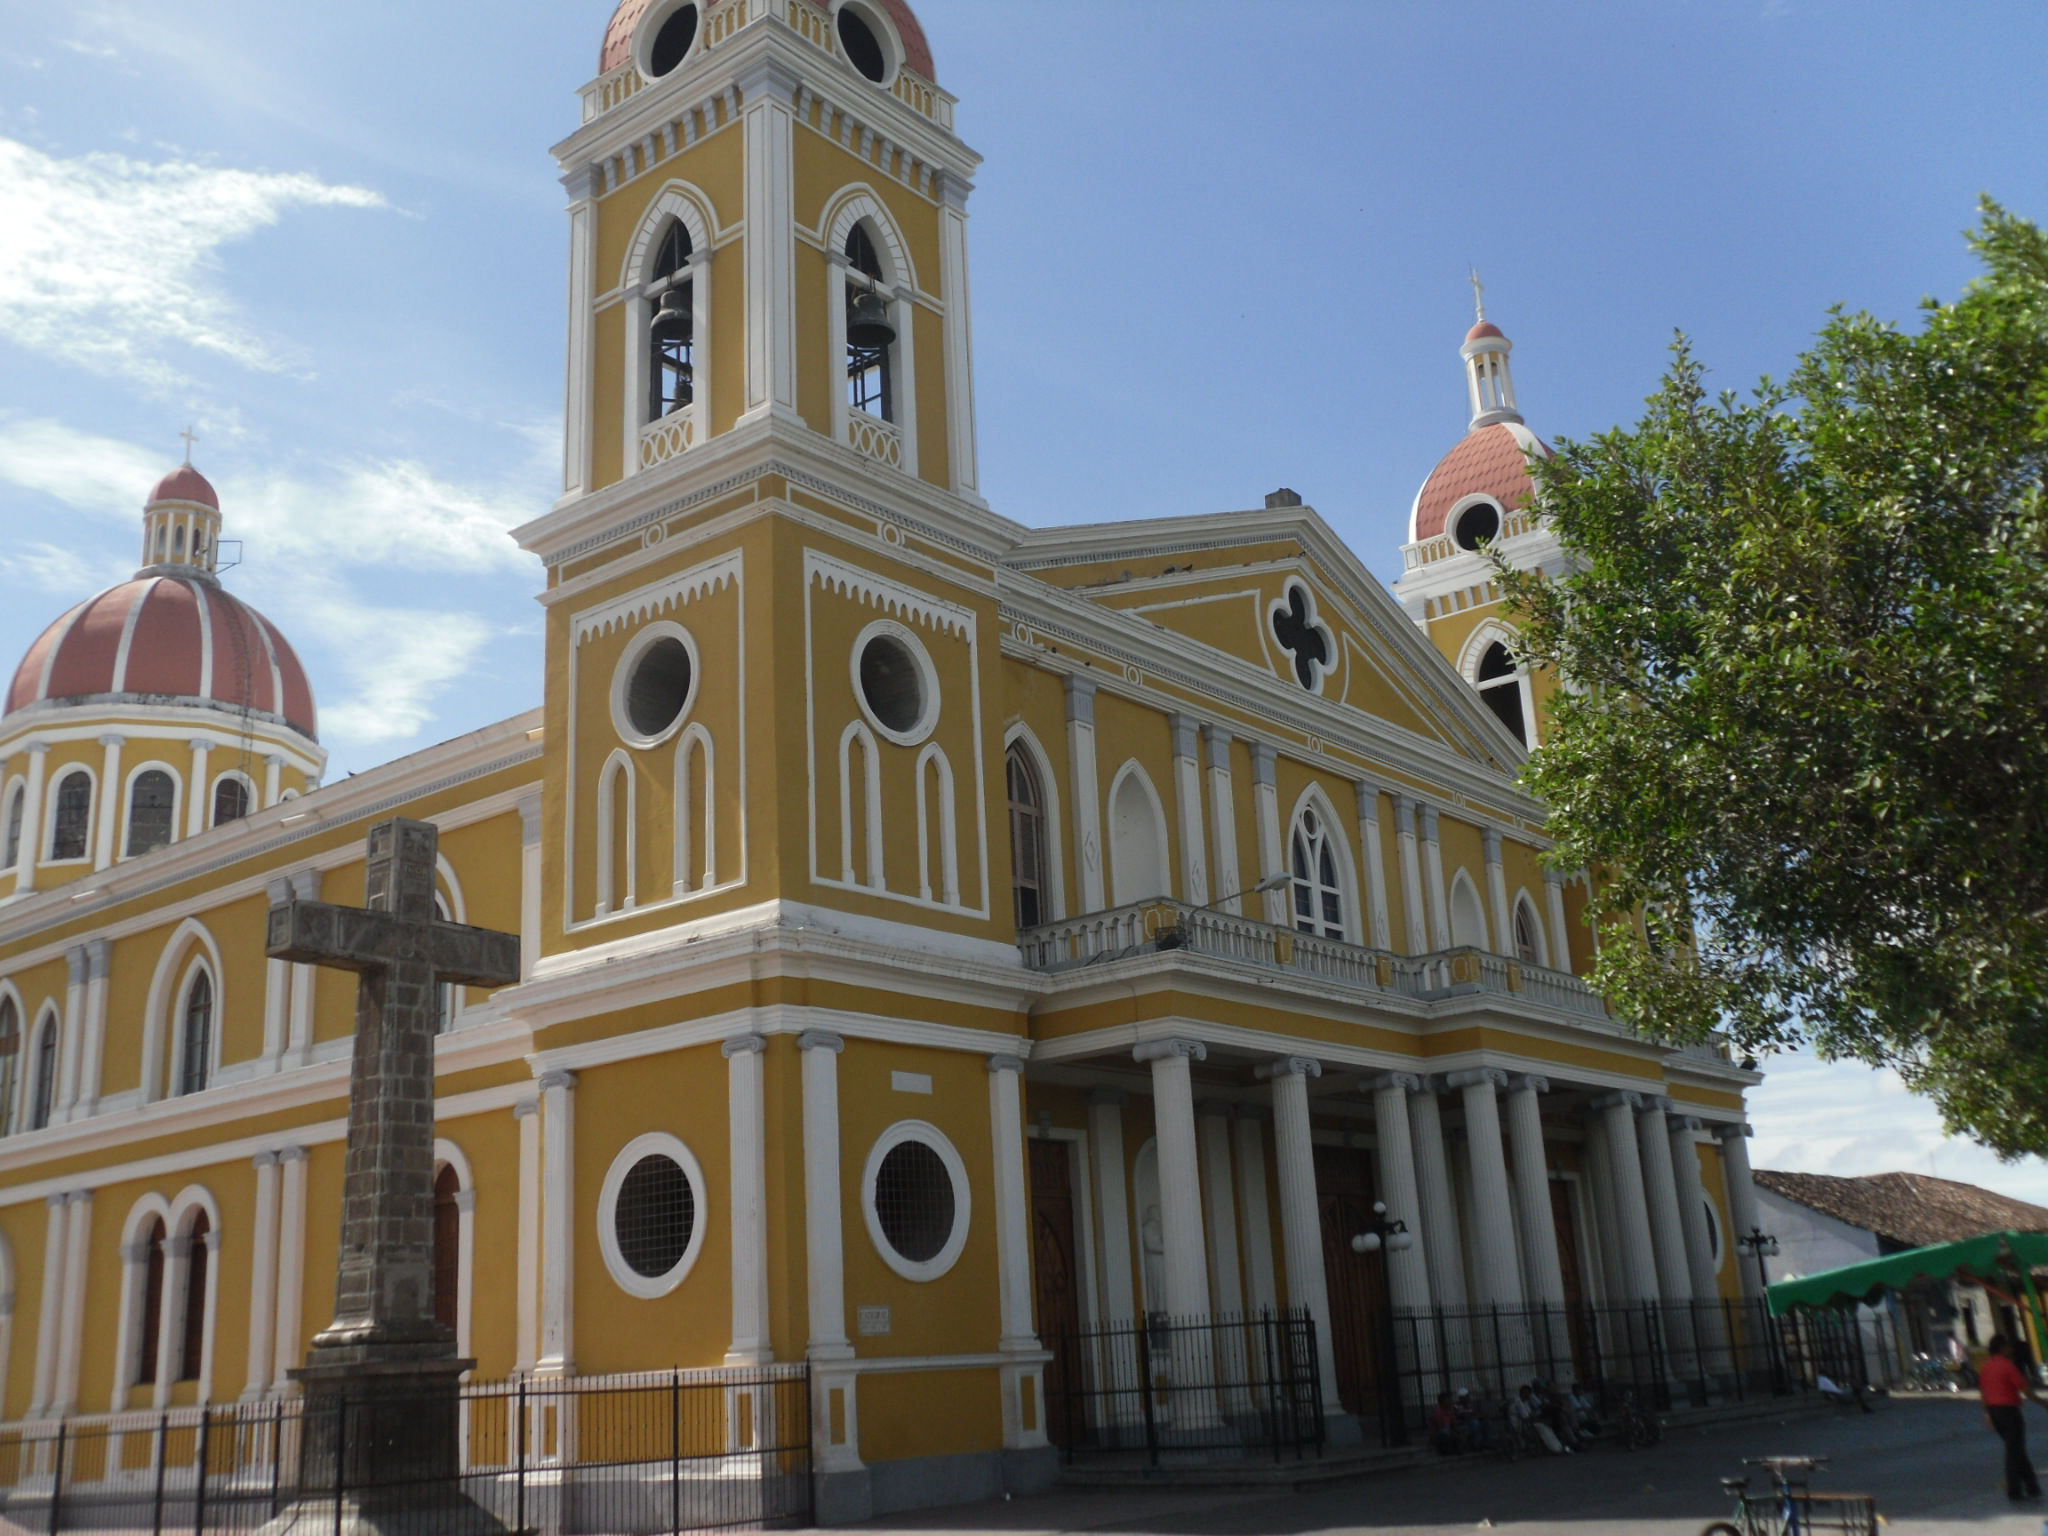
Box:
left=1503, top=201, right=2048, bottom=1156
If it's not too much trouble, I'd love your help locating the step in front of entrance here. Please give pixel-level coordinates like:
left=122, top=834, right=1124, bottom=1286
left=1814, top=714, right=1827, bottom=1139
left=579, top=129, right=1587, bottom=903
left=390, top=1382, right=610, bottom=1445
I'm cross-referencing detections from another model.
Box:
left=1057, top=1444, right=1427, bottom=1491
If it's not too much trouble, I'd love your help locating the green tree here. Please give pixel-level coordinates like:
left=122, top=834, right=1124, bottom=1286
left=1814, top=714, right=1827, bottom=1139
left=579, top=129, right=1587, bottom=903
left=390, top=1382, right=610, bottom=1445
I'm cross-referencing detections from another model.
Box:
left=1504, top=201, right=2048, bottom=1156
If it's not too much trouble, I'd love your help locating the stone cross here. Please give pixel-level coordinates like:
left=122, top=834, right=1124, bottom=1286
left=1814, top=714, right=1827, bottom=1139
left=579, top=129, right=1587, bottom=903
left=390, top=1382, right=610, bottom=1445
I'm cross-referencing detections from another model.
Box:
left=268, top=817, right=520, bottom=1350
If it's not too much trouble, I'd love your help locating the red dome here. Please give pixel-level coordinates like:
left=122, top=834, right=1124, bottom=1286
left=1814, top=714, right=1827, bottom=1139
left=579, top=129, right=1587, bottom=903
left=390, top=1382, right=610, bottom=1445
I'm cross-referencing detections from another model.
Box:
left=602, top=0, right=936, bottom=80
left=6, top=575, right=317, bottom=740
left=148, top=465, right=219, bottom=510
left=1410, top=423, right=1548, bottom=543
left=1466, top=321, right=1506, bottom=344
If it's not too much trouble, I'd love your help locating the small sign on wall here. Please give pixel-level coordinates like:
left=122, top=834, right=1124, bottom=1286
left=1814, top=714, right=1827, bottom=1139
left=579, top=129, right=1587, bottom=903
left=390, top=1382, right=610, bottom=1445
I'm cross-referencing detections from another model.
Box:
left=891, top=1071, right=934, bottom=1095
left=857, top=1306, right=892, bottom=1337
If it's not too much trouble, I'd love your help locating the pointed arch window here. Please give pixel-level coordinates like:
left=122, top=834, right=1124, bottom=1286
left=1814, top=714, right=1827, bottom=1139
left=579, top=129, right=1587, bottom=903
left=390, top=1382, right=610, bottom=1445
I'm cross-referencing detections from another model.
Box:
left=177, top=970, right=213, bottom=1098
left=29, top=1015, right=56, bottom=1131
left=3, top=784, right=22, bottom=870
left=1006, top=744, right=1048, bottom=930
left=1476, top=641, right=1529, bottom=747
left=213, top=776, right=250, bottom=827
left=0, top=998, right=18, bottom=1137
left=50, top=770, right=91, bottom=861
left=1289, top=806, right=1346, bottom=940
left=126, top=769, right=177, bottom=857
left=844, top=225, right=893, bottom=422
left=647, top=220, right=695, bottom=423
left=434, top=1164, right=461, bottom=1333
left=178, top=1210, right=209, bottom=1382
left=137, top=1216, right=167, bottom=1386
left=1514, top=897, right=1543, bottom=967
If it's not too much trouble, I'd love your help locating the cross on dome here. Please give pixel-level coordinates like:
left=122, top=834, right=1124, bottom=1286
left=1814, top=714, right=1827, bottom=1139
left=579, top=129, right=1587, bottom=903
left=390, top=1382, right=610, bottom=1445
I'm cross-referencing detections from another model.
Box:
left=179, top=425, right=199, bottom=467
left=1470, top=268, right=1486, bottom=323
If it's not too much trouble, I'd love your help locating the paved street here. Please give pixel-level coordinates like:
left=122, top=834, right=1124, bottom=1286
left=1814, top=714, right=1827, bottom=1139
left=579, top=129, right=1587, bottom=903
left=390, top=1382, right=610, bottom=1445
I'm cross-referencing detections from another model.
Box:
left=865, top=1396, right=2045, bottom=1535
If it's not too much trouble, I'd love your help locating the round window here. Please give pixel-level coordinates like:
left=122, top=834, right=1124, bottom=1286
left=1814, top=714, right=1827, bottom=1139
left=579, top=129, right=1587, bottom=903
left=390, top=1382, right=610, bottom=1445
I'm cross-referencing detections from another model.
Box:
left=836, top=4, right=889, bottom=82
left=611, top=623, right=699, bottom=748
left=851, top=622, right=937, bottom=745
left=598, top=1133, right=708, bottom=1297
left=1453, top=500, right=1501, bottom=552
left=862, top=1122, right=971, bottom=1282
left=647, top=3, right=699, bottom=76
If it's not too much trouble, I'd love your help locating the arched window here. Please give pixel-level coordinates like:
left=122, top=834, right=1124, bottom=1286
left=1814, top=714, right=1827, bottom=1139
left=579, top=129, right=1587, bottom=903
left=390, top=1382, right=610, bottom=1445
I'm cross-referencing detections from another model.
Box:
left=1006, top=745, right=1048, bottom=930
left=1449, top=873, right=1489, bottom=951
left=29, top=1017, right=56, bottom=1131
left=1108, top=767, right=1168, bottom=907
left=126, top=770, right=177, bottom=857
left=177, top=970, right=213, bottom=1097
left=844, top=224, right=893, bottom=422
left=1289, top=806, right=1346, bottom=939
left=50, top=771, right=91, bottom=861
left=137, top=1217, right=167, bottom=1386
left=433, top=1164, right=461, bottom=1332
left=212, top=776, right=250, bottom=827
left=3, top=784, right=22, bottom=869
left=1514, top=897, right=1543, bottom=967
left=647, top=220, right=695, bottom=423
left=1476, top=641, right=1529, bottom=747
left=0, top=998, right=18, bottom=1137
left=178, top=1211, right=209, bottom=1382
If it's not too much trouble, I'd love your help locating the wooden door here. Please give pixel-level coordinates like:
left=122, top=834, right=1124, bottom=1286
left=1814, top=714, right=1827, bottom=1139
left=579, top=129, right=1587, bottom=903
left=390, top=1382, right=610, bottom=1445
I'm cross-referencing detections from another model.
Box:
left=1314, top=1145, right=1389, bottom=1417
left=1550, top=1178, right=1591, bottom=1377
left=1029, top=1138, right=1083, bottom=1446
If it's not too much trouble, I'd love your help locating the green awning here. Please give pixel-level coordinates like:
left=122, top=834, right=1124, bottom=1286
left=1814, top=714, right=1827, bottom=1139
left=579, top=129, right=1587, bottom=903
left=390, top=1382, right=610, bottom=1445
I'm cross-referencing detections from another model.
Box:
left=1766, top=1230, right=2048, bottom=1315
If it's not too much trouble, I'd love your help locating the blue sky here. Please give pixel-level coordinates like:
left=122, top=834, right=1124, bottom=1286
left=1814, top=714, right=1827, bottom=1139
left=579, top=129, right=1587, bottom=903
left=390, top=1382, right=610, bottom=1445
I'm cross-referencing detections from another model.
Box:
left=1, top=1, right=2044, bottom=1196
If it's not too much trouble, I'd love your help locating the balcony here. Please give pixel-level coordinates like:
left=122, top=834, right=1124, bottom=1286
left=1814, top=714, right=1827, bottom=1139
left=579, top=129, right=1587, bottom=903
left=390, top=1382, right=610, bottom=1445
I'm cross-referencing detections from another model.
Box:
left=1018, top=899, right=1610, bottom=1021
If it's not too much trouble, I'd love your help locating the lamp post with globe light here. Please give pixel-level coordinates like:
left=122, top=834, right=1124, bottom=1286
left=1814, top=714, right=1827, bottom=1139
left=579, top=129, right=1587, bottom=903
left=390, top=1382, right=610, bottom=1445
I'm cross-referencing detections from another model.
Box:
left=1738, top=1227, right=1786, bottom=1393
left=1351, top=1202, right=1416, bottom=1446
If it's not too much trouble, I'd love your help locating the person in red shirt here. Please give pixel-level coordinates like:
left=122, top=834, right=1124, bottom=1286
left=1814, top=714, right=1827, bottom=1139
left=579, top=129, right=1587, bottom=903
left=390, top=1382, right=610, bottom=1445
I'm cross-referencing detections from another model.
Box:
left=1979, top=1333, right=2043, bottom=1501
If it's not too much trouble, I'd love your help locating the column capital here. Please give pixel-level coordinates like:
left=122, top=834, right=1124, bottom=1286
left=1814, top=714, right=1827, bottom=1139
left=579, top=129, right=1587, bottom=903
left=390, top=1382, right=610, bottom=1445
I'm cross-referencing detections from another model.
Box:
left=513, top=1098, right=540, bottom=1120
left=277, top=1144, right=311, bottom=1164
left=721, top=1034, right=768, bottom=1058
left=1204, top=723, right=1233, bottom=771
left=1133, top=1037, right=1206, bottom=1064
left=1355, top=780, right=1381, bottom=817
left=732, top=53, right=803, bottom=105
left=1544, top=867, right=1566, bottom=890
left=65, top=1189, right=91, bottom=1207
left=987, top=1054, right=1025, bottom=1075
left=25, top=741, right=50, bottom=757
left=266, top=876, right=294, bottom=905
left=1168, top=713, right=1200, bottom=760
left=1063, top=673, right=1097, bottom=724
left=798, top=1030, right=845, bottom=1055
left=188, top=738, right=213, bottom=754
left=1714, top=1121, right=1754, bottom=1141
left=65, top=946, right=89, bottom=985
left=1085, top=1088, right=1127, bottom=1107
left=1368, top=1070, right=1422, bottom=1095
left=518, top=793, right=543, bottom=845
left=1394, top=796, right=1417, bottom=834
left=86, top=937, right=111, bottom=979
left=45, top=1192, right=65, bottom=1210
left=1445, top=1067, right=1508, bottom=1091
left=1483, top=827, right=1503, bottom=861
left=288, top=867, right=322, bottom=902
left=537, top=1069, right=579, bottom=1093
left=1250, top=741, right=1277, bottom=787
left=253, top=1150, right=280, bottom=1169
left=1421, top=805, right=1441, bottom=840
left=1254, top=1055, right=1322, bottom=1081
left=1640, top=1094, right=1676, bottom=1115
left=1672, top=1115, right=1704, bottom=1133
left=97, top=733, right=126, bottom=749
left=1510, top=1073, right=1551, bottom=1095
left=1590, top=1089, right=1642, bottom=1112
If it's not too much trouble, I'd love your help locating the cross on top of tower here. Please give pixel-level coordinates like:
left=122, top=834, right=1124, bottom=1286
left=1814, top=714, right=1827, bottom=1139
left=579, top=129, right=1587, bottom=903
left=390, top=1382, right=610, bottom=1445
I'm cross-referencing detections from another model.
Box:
left=179, top=425, right=199, bottom=466
left=1470, top=269, right=1486, bottom=323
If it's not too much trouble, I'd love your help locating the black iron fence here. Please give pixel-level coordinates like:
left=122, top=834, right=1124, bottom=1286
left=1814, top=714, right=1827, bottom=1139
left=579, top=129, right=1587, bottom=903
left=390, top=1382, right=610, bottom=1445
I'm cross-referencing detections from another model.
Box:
left=1048, top=1310, right=1324, bottom=1466
left=0, top=1366, right=811, bottom=1536
left=1383, top=1299, right=1900, bottom=1438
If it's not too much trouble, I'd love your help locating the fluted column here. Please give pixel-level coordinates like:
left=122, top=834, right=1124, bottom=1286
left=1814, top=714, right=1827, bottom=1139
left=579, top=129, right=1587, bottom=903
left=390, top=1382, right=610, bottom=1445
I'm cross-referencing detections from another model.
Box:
left=1260, top=1056, right=1345, bottom=1416
left=14, top=742, right=48, bottom=894
left=1170, top=714, right=1209, bottom=906
left=1232, top=1111, right=1279, bottom=1316
left=1504, top=1075, right=1565, bottom=1307
left=1483, top=829, right=1513, bottom=957
left=1636, top=1097, right=1695, bottom=1304
left=1407, top=1078, right=1465, bottom=1307
left=1670, top=1115, right=1730, bottom=1372
left=1251, top=745, right=1287, bottom=925
left=800, top=1032, right=851, bottom=1360
left=723, top=1035, right=771, bottom=1365
left=1369, top=1073, right=1431, bottom=1311
left=244, top=1151, right=281, bottom=1398
left=1594, top=1092, right=1661, bottom=1302
left=1543, top=870, right=1572, bottom=972
left=1420, top=807, right=1451, bottom=951
left=1205, top=727, right=1242, bottom=914
left=1355, top=783, right=1393, bottom=951
left=1086, top=1091, right=1136, bottom=1323
left=1134, top=1040, right=1211, bottom=1321
left=1065, top=677, right=1104, bottom=912
left=1196, top=1104, right=1243, bottom=1317
left=1447, top=1069, right=1522, bottom=1306
left=1582, top=1111, right=1627, bottom=1303
left=513, top=1101, right=540, bottom=1372
left=1394, top=796, right=1427, bottom=953
left=92, top=734, right=124, bottom=869
left=272, top=1147, right=309, bottom=1389
left=1716, top=1123, right=1764, bottom=1298
left=538, top=1069, right=577, bottom=1375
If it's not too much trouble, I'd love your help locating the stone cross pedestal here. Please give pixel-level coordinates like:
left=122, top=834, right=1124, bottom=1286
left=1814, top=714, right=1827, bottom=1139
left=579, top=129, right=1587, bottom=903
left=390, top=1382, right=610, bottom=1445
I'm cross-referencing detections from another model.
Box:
left=261, top=818, right=520, bottom=1536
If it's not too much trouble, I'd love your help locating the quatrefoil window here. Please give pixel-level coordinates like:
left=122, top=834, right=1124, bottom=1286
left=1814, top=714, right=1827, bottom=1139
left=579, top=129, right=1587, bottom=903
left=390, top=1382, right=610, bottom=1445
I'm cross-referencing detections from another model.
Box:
left=1270, top=583, right=1334, bottom=692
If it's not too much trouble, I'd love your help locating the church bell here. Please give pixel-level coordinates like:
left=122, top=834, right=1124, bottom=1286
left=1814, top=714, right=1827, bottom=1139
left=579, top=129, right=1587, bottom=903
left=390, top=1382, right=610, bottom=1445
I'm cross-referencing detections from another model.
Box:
left=846, top=287, right=896, bottom=349
left=650, top=285, right=691, bottom=338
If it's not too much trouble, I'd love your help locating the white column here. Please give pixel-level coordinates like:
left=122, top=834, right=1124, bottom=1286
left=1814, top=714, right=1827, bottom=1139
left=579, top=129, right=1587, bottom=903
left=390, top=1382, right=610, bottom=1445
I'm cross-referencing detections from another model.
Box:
left=13, top=743, right=48, bottom=894
left=1581, top=1111, right=1625, bottom=1303
left=1250, top=744, right=1287, bottom=925
left=244, top=1152, right=281, bottom=1398
left=1204, top=726, right=1242, bottom=914
left=75, top=938, right=110, bottom=1116
left=271, top=1147, right=308, bottom=1388
left=723, top=1036, right=770, bottom=1365
left=1420, top=806, right=1451, bottom=950
left=561, top=163, right=598, bottom=494
left=186, top=740, right=212, bottom=838
left=1544, top=870, right=1572, bottom=973
left=263, top=754, right=283, bottom=809
left=1447, top=1069, right=1522, bottom=1307
left=1260, top=1057, right=1345, bottom=1416
left=55, top=946, right=86, bottom=1121
left=1232, top=1112, right=1279, bottom=1317
left=1085, top=1091, right=1136, bottom=1323
left=1196, top=1105, right=1243, bottom=1317
left=1355, top=783, right=1393, bottom=952
left=799, top=1032, right=850, bottom=1356
left=29, top=1194, right=66, bottom=1416
left=54, top=1190, right=90, bottom=1413
left=1168, top=715, right=1208, bottom=906
left=1408, top=1079, right=1466, bottom=1307
left=1636, top=1097, right=1695, bottom=1304
left=93, top=734, right=124, bottom=869
left=1670, top=1115, right=1729, bottom=1364
left=1133, top=1040, right=1211, bottom=1321
left=514, top=1100, right=541, bottom=1371
left=1595, top=1092, right=1661, bottom=1302
left=1394, top=796, right=1428, bottom=954
left=1368, top=1073, right=1432, bottom=1311
left=519, top=795, right=543, bottom=981
left=988, top=1056, right=1046, bottom=1450
left=1065, top=677, right=1104, bottom=913
left=1483, top=829, right=1514, bottom=957
left=1716, top=1124, right=1764, bottom=1299
left=1503, top=1075, right=1566, bottom=1307
left=538, top=1069, right=577, bottom=1375
left=737, top=57, right=802, bottom=425
left=262, top=878, right=293, bottom=1071
left=286, top=868, right=321, bottom=1066
left=935, top=171, right=980, bottom=498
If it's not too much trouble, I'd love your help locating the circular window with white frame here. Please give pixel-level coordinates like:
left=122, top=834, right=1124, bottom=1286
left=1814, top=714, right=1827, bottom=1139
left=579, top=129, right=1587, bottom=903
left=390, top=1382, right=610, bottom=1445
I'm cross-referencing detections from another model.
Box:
left=862, top=1120, right=971, bottom=1282
left=851, top=620, right=939, bottom=746
left=1450, top=496, right=1504, bottom=552
left=611, top=621, right=700, bottom=749
left=833, top=0, right=899, bottom=86
left=634, top=0, right=703, bottom=79
left=598, top=1132, right=708, bottom=1298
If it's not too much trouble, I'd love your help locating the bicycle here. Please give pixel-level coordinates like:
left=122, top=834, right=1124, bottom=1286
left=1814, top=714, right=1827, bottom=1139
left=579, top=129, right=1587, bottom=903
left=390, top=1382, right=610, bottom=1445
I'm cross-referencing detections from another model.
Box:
left=1700, top=1455, right=1878, bottom=1536
left=1903, top=1353, right=1958, bottom=1393
left=1614, top=1387, right=1663, bottom=1450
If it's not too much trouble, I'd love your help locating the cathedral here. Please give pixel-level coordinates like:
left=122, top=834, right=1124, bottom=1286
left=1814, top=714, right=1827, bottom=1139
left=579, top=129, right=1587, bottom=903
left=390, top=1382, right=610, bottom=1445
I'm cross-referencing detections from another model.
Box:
left=0, top=0, right=1763, bottom=1522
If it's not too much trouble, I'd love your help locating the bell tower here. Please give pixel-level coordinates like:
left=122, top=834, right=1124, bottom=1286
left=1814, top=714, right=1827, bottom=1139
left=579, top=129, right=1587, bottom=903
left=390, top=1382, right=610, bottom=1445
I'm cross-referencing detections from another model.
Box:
left=550, top=0, right=983, bottom=511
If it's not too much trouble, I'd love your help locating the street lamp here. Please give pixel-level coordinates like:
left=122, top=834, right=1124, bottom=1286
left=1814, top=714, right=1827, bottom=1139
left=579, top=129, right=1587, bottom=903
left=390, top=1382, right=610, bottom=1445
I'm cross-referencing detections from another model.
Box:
left=1738, top=1227, right=1781, bottom=1296
left=1351, top=1203, right=1416, bottom=1448
left=1738, top=1227, right=1786, bottom=1394
left=1153, top=872, right=1292, bottom=950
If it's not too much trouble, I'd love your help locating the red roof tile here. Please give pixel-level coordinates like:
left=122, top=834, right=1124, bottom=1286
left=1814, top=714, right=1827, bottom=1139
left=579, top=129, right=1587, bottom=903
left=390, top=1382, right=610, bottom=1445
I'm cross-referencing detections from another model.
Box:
left=1410, top=423, right=1545, bottom=542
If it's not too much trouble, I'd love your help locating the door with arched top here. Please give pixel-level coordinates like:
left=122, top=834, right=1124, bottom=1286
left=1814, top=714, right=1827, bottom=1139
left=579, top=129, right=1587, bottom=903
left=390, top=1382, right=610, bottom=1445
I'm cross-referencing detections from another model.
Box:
left=1029, top=1138, right=1083, bottom=1447
left=433, top=1164, right=461, bottom=1334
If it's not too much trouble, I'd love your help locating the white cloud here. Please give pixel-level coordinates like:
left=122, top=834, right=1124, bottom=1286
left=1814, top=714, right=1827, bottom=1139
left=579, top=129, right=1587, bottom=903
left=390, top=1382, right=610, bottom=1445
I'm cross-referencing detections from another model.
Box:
left=275, top=579, right=498, bottom=746
left=0, top=136, right=383, bottom=387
